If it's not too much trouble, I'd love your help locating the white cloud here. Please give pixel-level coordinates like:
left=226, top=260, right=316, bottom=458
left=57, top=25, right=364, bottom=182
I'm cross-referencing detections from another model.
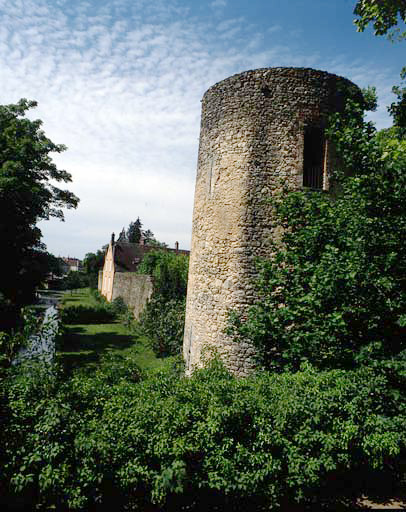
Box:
left=211, top=0, right=227, bottom=9
left=0, top=0, right=399, bottom=258
left=267, top=25, right=282, bottom=34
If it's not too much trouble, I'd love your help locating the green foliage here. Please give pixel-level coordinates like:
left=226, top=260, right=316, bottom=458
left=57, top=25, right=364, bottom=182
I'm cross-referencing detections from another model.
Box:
left=0, top=99, right=79, bottom=312
left=89, top=288, right=105, bottom=303
left=139, top=297, right=186, bottom=357
left=353, top=0, right=406, bottom=138
left=110, top=296, right=128, bottom=315
left=61, top=304, right=116, bottom=325
left=58, top=271, right=89, bottom=291
left=389, top=68, right=406, bottom=138
left=137, top=251, right=189, bottom=357
left=0, top=293, right=20, bottom=332
left=126, top=218, right=164, bottom=246
left=354, top=0, right=406, bottom=40
left=58, top=288, right=171, bottom=376
left=1, top=361, right=405, bottom=510
left=82, top=249, right=106, bottom=288
left=143, top=228, right=161, bottom=245
left=0, top=308, right=40, bottom=370
left=137, top=250, right=189, bottom=300
left=361, top=85, right=378, bottom=112
left=232, top=93, right=406, bottom=372
left=127, top=217, right=143, bottom=243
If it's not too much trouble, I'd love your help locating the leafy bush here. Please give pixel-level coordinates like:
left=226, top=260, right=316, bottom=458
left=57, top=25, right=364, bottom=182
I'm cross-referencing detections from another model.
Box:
left=110, top=296, right=128, bottom=315
left=83, top=250, right=106, bottom=289
left=232, top=95, right=406, bottom=372
left=139, top=297, right=186, bottom=357
left=60, top=304, right=116, bottom=324
left=1, top=361, right=405, bottom=511
left=137, top=250, right=189, bottom=300
left=137, top=250, right=189, bottom=357
left=0, top=307, right=42, bottom=370
left=89, top=288, right=104, bottom=302
left=58, top=271, right=89, bottom=290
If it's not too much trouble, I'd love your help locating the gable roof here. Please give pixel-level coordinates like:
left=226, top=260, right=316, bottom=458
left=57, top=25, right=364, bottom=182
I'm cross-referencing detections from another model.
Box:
left=113, top=242, right=148, bottom=272
left=112, top=242, right=189, bottom=272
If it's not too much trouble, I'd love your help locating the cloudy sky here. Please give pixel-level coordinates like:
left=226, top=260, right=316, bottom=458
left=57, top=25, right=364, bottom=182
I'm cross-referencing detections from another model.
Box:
left=0, top=0, right=404, bottom=258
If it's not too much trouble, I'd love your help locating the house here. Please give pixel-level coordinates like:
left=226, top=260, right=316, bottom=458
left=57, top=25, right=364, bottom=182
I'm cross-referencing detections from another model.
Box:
left=99, top=231, right=189, bottom=319
left=61, top=257, right=81, bottom=274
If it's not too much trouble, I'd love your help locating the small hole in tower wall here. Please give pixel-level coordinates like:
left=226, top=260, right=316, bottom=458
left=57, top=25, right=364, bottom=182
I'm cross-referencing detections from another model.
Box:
left=303, top=126, right=324, bottom=189
left=261, top=86, right=271, bottom=97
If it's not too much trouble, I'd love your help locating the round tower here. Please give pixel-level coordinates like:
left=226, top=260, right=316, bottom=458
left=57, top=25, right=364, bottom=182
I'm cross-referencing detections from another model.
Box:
left=184, top=67, right=360, bottom=376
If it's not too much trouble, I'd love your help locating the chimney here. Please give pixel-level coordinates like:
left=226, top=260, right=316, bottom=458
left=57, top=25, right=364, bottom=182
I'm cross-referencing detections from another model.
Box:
left=111, top=232, right=115, bottom=245
left=175, top=241, right=179, bottom=253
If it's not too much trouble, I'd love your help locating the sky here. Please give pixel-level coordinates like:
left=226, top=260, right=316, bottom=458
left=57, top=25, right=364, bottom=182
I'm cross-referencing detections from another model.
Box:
left=0, top=0, right=404, bottom=259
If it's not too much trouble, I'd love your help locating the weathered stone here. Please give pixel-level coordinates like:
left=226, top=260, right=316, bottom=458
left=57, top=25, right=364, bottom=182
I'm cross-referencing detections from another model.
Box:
left=183, top=67, right=360, bottom=376
left=111, top=273, right=153, bottom=320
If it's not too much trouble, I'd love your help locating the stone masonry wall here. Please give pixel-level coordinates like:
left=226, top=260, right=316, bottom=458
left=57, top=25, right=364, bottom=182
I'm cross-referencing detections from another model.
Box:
left=112, top=273, right=153, bottom=320
left=183, top=67, right=360, bottom=376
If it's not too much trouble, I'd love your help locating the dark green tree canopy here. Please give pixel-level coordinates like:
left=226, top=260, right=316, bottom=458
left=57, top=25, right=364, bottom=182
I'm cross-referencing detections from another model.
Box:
left=0, top=99, right=79, bottom=309
left=125, top=218, right=166, bottom=247
left=0, top=99, right=78, bottom=222
left=389, top=68, right=406, bottom=137
left=126, top=217, right=142, bottom=243
left=82, top=249, right=106, bottom=288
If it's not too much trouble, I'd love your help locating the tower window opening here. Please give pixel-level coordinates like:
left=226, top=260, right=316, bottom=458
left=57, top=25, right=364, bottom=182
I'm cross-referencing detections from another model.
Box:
left=303, top=126, right=325, bottom=189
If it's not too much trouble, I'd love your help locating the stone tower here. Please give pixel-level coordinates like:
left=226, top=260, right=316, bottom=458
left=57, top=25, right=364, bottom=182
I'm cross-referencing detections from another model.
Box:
left=183, top=67, right=360, bottom=376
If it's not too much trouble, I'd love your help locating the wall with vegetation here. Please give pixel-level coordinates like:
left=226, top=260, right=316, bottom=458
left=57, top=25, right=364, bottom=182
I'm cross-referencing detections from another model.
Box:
left=184, top=67, right=361, bottom=376
left=112, top=273, right=153, bottom=320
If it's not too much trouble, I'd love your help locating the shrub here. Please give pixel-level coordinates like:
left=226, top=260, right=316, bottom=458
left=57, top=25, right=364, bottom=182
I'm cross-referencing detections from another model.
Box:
left=1, top=361, right=405, bottom=511
left=89, top=288, right=104, bottom=302
left=139, top=297, right=186, bottom=357
left=60, top=304, right=116, bottom=324
left=0, top=307, right=42, bottom=370
left=137, top=250, right=189, bottom=300
left=232, top=95, right=406, bottom=372
left=137, top=250, right=189, bottom=357
left=110, top=296, right=128, bottom=315
left=60, top=271, right=89, bottom=290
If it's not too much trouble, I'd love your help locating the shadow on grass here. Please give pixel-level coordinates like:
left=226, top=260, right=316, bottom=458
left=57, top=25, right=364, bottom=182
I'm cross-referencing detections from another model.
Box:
left=58, top=325, right=136, bottom=373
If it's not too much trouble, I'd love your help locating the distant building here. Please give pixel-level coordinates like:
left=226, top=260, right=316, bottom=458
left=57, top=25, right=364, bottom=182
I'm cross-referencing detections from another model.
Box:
left=99, top=231, right=189, bottom=319
left=61, top=257, right=81, bottom=274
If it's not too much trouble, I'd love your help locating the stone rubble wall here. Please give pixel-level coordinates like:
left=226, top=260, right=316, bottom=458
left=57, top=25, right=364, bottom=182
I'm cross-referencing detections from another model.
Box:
left=183, top=67, right=360, bottom=376
left=112, top=272, right=153, bottom=320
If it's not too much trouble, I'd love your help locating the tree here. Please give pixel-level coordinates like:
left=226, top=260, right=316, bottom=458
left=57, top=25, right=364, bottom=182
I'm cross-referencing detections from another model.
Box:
left=138, top=250, right=189, bottom=357
left=142, top=228, right=155, bottom=244
left=232, top=1, right=406, bottom=372
left=388, top=68, right=406, bottom=137
left=83, top=249, right=106, bottom=288
left=0, top=99, right=78, bottom=312
left=126, top=217, right=142, bottom=243
left=62, top=270, right=89, bottom=290
left=354, top=0, right=406, bottom=40
left=142, top=228, right=168, bottom=248
left=354, top=0, right=406, bottom=139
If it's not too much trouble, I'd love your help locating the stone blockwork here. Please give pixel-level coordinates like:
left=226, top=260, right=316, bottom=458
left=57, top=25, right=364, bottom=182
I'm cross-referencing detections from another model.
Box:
left=183, top=67, right=360, bottom=376
left=111, top=273, right=153, bottom=320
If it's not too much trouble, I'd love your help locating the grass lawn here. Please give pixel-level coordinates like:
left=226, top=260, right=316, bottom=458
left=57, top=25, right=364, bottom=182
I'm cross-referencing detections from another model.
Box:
left=58, top=288, right=175, bottom=375
left=61, top=287, right=99, bottom=308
